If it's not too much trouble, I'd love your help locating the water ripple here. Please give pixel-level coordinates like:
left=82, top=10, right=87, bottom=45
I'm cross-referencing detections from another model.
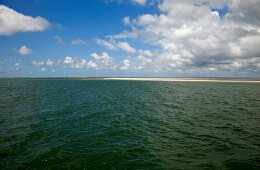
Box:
left=0, top=79, right=259, bottom=169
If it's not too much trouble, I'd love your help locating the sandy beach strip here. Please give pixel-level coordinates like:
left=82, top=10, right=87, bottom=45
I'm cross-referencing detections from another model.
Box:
left=102, top=78, right=260, bottom=83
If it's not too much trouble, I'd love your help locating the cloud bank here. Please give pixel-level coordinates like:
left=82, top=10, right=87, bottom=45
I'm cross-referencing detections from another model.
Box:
left=105, top=0, right=260, bottom=75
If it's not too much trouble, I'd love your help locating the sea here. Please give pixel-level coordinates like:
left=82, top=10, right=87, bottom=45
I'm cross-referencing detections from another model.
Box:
left=0, top=78, right=259, bottom=169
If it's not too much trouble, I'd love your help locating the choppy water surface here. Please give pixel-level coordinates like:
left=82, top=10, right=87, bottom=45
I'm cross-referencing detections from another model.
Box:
left=0, top=78, right=260, bottom=169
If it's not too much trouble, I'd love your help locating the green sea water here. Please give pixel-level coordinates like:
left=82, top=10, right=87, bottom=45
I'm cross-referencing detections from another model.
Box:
left=0, top=78, right=259, bottom=169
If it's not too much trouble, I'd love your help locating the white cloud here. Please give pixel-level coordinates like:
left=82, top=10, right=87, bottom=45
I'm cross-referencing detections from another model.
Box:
left=90, top=52, right=117, bottom=70
left=17, top=45, right=32, bottom=55
left=62, top=52, right=116, bottom=70
left=74, top=59, right=87, bottom=69
left=132, top=0, right=147, bottom=5
left=32, top=61, right=45, bottom=67
left=94, top=38, right=117, bottom=50
left=110, top=28, right=138, bottom=39
left=63, top=56, right=88, bottom=69
left=87, top=60, right=98, bottom=69
left=95, top=38, right=136, bottom=53
left=117, top=42, right=136, bottom=53
left=46, top=59, right=54, bottom=66
left=0, top=5, right=51, bottom=36
left=64, top=56, right=74, bottom=64
left=118, top=49, right=154, bottom=71
left=138, top=50, right=153, bottom=57
left=121, top=59, right=131, bottom=70
left=120, top=50, right=153, bottom=71
left=113, top=0, right=260, bottom=74
left=71, top=39, right=87, bottom=45
left=32, top=59, right=55, bottom=70
left=123, top=16, right=131, bottom=25
left=110, top=0, right=159, bottom=6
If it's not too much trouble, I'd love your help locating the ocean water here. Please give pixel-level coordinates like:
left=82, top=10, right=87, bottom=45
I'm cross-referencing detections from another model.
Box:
left=0, top=78, right=259, bottom=169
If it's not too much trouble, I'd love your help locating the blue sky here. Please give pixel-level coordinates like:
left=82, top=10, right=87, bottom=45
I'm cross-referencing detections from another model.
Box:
left=0, top=0, right=259, bottom=77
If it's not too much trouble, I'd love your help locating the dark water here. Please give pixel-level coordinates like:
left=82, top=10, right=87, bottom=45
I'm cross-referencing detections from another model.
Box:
left=0, top=78, right=260, bottom=169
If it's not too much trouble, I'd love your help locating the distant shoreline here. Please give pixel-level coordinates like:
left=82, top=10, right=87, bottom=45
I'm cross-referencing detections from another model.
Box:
left=102, top=77, right=260, bottom=83
left=0, top=77, right=260, bottom=83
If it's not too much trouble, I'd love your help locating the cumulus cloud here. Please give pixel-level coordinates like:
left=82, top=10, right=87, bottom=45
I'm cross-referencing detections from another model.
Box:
left=120, top=50, right=154, bottom=71
left=90, top=52, right=117, bottom=70
left=121, top=59, right=131, bottom=70
left=63, top=53, right=116, bottom=70
left=64, top=56, right=91, bottom=69
left=95, top=38, right=136, bottom=53
left=46, top=59, right=54, bottom=66
left=0, top=5, right=51, bottom=36
left=17, top=45, right=32, bottom=55
left=32, top=59, right=55, bottom=69
left=87, top=60, right=98, bottom=69
left=62, top=56, right=85, bottom=69
left=114, top=0, right=260, bottom=75
left=71, top=39, right=87, bottom=45
left=64, top=56, right=75, bottom=64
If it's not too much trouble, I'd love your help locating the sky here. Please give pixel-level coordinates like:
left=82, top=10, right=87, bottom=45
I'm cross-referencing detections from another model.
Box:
left=0, top=0, right=259, bottom=77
